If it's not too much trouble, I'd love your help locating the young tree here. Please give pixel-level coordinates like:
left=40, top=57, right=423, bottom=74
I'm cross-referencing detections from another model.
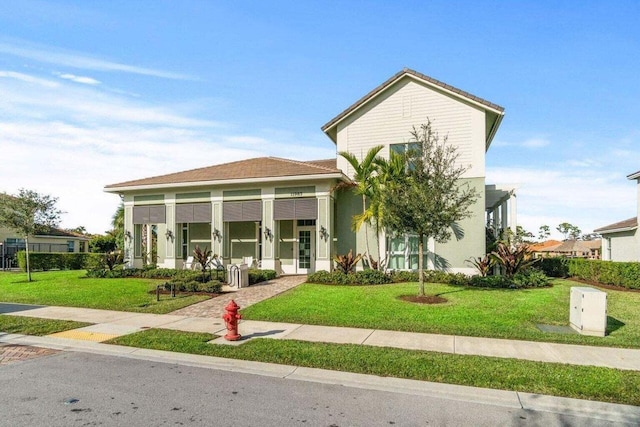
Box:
left=538, top=225, right=550, bottom=241
left=557, top=222, right=581, bottom=241
left=381, top=120, right=478, bottom=296
left=0, top=189, right=62, bottom=282
left=336, top=145, right=384, bottom=265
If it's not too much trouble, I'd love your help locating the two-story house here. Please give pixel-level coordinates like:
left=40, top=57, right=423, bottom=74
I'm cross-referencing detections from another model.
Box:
left=595, top=170, right=640, bottom=261
left=104, top=69, right=515, bottom=274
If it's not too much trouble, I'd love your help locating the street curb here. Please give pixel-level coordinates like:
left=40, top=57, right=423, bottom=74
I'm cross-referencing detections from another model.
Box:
left=2, top=333, right=639, bottom=423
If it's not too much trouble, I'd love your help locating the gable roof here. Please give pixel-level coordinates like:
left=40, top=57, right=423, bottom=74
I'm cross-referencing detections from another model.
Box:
left=594, top=217, right=638, bottom=234
left=321, top=68, right=505, bottom=146
left=104, top=157, right=342, bottom=192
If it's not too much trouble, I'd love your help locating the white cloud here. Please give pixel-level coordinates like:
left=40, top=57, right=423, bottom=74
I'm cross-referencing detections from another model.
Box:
left=56, top=72, right=100, bottom=85
left=0, top=38, right=193, bottom=80
left=0, top=70, right=59, bottom=87
left=0, top=71, right=334, bottom=233
left=521, top=138, right=550, bottom=148
left=487, top=166, right=637, bottom=239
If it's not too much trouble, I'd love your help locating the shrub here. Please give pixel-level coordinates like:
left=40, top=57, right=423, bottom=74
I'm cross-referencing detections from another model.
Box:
left=388, top=270, right=470, bottom=286
left=537, top=257, right=570, bottom=278
left=489, top=240, right=538, bottom=277
left=248, top=269, right=277, bottom=285
left=17, top=251, right=101, bottom=271
left=306, top=270, right=392, bottom=286
left=568, top=259, right=640, bottom=290
left=469, top=269, right=550, bottom=289
left=334, top=250, right=363, bottom=273
left=351, top=269, right=390, bottom=285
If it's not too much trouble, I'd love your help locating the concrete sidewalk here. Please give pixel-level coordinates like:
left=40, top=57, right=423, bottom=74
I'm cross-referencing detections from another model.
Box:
left=1, top=302, right=640, bottom=371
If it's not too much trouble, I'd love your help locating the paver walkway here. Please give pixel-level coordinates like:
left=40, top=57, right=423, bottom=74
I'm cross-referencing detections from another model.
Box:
left=0, top=343, right=59, bottom=365
left=170, top=275, right=306, bottom=318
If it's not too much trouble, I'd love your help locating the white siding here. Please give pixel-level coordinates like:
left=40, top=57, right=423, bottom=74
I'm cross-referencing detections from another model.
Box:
left=336, top=76, right=486, bottom=180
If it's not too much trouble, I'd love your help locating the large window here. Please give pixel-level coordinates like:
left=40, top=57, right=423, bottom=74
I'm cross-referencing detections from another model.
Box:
left=67, top=240, right=75, bottom=252
left=387, top=234, right=428, bottom=270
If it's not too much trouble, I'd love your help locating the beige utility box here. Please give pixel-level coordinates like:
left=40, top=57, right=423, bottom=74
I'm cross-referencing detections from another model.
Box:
left=570, top=287, right=607, bottom=336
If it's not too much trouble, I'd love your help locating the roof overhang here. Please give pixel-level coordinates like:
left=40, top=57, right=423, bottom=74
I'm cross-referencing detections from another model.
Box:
left=485, top=184, right=517, bottom=211
left=595, top=225, right=638, bottom=234
left=104, top=172, right=347, bottom=194
left=627, top=170, right=640, bottom=180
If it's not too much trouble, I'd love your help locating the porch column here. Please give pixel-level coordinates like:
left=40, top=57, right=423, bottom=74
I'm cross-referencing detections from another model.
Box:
left=123, top=199, right=134, bottom=268
left=164, top=196, right=176, bottom=267
left=211, top=192, right=223, bottom=258
left=501, top=201, right=508, bottom=233
left=261, top=188, right=276, bottom=270
left=509, top=193, right=517, bottom=235
left=316, top=192, right=331, bottom=272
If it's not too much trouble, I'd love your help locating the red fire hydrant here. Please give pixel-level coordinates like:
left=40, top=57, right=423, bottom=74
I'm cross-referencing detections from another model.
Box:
left=222, top=300, right=242, bottom=341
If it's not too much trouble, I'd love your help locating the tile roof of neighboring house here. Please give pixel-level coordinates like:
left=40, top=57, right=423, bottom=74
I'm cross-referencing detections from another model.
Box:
left=529, top=240, right=563, bottom=252
left=594, top=217, right=638, bottom=233
left=105, top=157, right=341, bottom=190
left=321, top=68, right=505, bottom=138
left=35, top=227, right=90, bottom=240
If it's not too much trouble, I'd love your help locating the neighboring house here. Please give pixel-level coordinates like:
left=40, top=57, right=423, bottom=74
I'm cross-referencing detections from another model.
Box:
left=0, top=226, right=90, bottom=269
left=104, top=68, right=514, bottom=274
left=530, top=239, right=601, bottom=259
left=595, top=170, right=640, bottom=262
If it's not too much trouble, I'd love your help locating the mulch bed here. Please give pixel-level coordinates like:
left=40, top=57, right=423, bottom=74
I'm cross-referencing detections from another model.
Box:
left=567, top=277, right=640, bottom=293
left=398, top=295, right=448, bottom=304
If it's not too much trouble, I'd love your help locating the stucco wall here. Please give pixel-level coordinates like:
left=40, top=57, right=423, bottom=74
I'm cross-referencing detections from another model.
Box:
left=607, top=230, right=639, bottom=262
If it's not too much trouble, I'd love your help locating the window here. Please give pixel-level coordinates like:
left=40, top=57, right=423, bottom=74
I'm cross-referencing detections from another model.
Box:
left=297, top=219, right=316, bottom=227
left=67, top=241, right=75, bottom=252
left=390, top=142, right=419, bottom=171
left=79, top=241, right=86, bottom=252
left=387, top=234, right=429, bottom=270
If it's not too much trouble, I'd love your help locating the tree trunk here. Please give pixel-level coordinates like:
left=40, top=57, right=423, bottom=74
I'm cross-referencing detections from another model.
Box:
left=418, top=233, right=424, bottom=296
left=25, top=236, right=31, bottom=282
left=362, top=194, right=371, bottom=262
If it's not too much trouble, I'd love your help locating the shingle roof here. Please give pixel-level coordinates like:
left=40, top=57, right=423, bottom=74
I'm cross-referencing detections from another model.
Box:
left=34, top=227, right=90, bottom=240
left=321, top=68, right=505, bottom=136
left=594, top=217, right=638, bottom=233
left=105, top=157, right=340, bottom=190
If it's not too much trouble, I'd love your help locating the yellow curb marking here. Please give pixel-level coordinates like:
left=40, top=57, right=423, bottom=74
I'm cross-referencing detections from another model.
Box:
left=48, top=330, right=120, bottom=342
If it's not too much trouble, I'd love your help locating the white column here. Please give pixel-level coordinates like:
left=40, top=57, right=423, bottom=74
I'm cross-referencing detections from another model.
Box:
left=509, top=193, right=517, bottom=235
left=261, top=187, right=276, bottom=270
left=211, top=191, right=223, bottom=259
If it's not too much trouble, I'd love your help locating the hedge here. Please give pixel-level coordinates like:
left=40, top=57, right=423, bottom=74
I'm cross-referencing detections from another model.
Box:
left=537, top=257, right=640, bottom=289
left=17, top=251, right=103, bottom=271
left=567, top=258, right=640, bottom=290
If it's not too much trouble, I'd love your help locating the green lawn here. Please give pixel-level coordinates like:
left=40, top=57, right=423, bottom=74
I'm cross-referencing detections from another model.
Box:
left=0, top=315, right=91, bottom=335
left=109, top=329, right=640, bottom=406
left=0, top=270, right=209, bottom=314
left=242, top=279, right=640, bottom=348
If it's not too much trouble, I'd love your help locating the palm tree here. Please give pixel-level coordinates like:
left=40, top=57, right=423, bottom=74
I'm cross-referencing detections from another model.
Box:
left=370, top=151, right=406, bottom=266
left=335, top=145, right=384, bottom=263
left=111, top=202, right=125, bottom=249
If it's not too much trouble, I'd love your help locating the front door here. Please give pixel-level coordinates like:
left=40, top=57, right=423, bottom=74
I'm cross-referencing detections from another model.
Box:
left=297, top=227, right=315, bottom=274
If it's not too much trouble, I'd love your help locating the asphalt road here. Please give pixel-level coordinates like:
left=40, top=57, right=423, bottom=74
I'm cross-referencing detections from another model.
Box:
left=0, top=350, right=631, bottom=426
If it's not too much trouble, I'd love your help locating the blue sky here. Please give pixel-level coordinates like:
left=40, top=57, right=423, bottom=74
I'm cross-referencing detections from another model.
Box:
left=1, top=1, right=639, bottom=238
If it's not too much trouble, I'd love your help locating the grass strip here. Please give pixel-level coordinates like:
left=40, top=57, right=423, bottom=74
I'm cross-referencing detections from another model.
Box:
left=109, top=329, right=640, bottom=406
left=241, top=280, right=640, bottom=348
left=0, top=315, right=91, bottom=336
